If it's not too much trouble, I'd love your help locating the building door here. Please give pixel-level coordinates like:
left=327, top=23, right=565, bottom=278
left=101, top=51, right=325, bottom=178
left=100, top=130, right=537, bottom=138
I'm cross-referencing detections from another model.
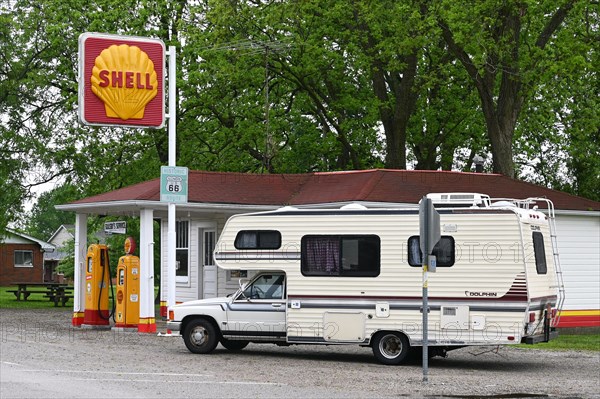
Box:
left=43, top=261, right=55, bottom=282
left=199, top=227, right=217, bottom=299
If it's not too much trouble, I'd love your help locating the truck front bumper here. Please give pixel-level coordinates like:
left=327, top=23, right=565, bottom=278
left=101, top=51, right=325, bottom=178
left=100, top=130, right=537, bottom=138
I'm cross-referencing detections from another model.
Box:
left=166, top=321, right=181, bottom=332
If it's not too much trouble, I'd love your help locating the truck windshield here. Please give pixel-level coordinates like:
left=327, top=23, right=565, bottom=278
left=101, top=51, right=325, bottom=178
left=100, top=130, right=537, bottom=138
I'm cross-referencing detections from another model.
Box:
left=241, top=274, right=284, bottom=300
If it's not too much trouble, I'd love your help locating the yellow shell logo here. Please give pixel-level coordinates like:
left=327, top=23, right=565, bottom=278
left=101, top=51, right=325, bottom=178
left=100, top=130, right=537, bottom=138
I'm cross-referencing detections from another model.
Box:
left=90, top=44, right=158, bottom=120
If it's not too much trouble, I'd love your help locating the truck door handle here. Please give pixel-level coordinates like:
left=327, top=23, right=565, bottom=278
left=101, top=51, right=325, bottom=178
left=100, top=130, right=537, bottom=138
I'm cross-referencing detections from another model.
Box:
left=271, top=303, right=283, bottom=308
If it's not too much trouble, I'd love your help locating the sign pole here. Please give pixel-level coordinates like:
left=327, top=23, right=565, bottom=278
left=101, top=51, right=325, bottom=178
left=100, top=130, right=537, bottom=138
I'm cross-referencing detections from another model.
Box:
left=421, top=198, right=430, bottom=383
left=78, top=32, right=167, bottom=331
left=167, top=45, right=177, bottom=313
left=419, top=196, right=441, bottom=384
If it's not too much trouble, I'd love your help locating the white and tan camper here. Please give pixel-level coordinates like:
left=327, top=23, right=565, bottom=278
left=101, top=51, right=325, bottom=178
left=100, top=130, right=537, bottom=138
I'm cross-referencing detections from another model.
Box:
left=167, top=194, right=563, bottom=365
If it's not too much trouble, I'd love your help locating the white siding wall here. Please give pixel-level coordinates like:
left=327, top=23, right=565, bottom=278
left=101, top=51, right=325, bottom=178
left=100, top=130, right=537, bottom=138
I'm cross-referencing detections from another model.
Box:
left=50, top=228, right=73, bottom=247
left=160, top=215, right=243, bottom=303
left=160, top=219, right=199, bottom=304
left=555, top=214, right=600, bottom=311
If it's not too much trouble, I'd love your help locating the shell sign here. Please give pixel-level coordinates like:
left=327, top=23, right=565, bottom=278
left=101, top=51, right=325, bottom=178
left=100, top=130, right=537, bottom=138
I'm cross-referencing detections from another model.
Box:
left=78, top=33, right=165, bottom=128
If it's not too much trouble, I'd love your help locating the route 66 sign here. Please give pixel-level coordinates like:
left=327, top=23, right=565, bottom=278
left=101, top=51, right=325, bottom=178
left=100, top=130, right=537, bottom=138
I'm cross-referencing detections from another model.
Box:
left=166, top=176, right=182, bottom=193
left=160, top=166, right=188, bottom=203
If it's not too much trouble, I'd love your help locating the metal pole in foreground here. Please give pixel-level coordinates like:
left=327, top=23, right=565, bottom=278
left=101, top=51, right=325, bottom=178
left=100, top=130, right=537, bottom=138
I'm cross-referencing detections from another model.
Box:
left=167, top=45, right=177, bottom=313
left=419, top=196, right=439, bottom=383
left=422, top=258, right=429, bottom=383
left=421, top=199, right=430, bottom=384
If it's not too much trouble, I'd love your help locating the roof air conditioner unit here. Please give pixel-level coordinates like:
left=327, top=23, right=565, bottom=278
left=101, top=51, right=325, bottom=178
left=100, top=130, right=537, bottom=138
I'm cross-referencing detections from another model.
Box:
left=425, top=193, right=491, bottom=207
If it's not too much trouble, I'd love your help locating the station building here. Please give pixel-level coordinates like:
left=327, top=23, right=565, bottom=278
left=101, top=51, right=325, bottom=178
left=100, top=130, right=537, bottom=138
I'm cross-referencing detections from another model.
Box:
left=57, top=169, right=600, bottom=329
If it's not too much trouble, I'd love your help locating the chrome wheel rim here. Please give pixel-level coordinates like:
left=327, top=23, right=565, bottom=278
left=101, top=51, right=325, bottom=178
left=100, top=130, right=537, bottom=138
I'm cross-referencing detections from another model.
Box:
left=190, top=326, right=208, bottom=346
left=379, top=334, right=402, bottom=359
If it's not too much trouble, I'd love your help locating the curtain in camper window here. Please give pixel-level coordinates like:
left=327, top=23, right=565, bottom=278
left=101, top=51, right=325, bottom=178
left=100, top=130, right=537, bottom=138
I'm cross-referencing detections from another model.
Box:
left=234, top=230, right=281, bottom=249
left=304, top=236, right=340, bottom=274
left=236, top=232, right=257, bottom=249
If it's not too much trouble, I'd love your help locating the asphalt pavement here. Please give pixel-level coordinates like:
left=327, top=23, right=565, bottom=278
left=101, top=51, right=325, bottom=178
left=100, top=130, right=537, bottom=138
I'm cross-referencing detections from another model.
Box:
left=1, top=308, right=599, bottom=398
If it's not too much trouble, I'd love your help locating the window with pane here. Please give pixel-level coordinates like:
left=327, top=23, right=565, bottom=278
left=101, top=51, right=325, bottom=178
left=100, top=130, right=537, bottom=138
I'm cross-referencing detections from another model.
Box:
left=301, top=235, right=380, bottom=277
left=176, top=221, right=189, bottom=278
left=14, top=250, right=33, bottom=267
left=408, top=236, right=455, bottom=267
left=532, top=232, right=547, bottom=274
left=204, top=231, right=215, bottom=266
left=234, top=230, right=281, bottom=249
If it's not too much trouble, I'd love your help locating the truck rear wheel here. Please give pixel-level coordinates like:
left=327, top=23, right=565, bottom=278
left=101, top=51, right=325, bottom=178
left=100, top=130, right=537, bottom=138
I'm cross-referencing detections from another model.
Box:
left=183, top=319, right=219, bottom=354
left=372, top=332, right=410, bottom=365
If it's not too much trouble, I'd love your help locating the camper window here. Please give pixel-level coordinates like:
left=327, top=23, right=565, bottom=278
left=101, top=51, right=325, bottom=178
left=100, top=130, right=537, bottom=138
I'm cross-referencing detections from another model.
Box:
left=407, top=236, right=455, bottom=267
left=301, top=235, right=380, bottom=277
left=532, top=232, right=547, bottom=274
left=235, top=230, right=281, bottom=250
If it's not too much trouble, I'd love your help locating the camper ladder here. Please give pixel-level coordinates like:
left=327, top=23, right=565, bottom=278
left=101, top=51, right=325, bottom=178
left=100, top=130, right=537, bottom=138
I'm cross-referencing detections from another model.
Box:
left=524, top=198, right=566, bottom=327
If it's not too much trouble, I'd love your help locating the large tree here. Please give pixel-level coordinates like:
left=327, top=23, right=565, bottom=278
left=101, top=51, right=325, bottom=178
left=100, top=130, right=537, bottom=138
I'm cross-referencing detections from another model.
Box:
left=179, top=0, right=385, bottom=172
left=1, top=0, right=598, bottom=234
left=437, top=0, right=580, bottom=177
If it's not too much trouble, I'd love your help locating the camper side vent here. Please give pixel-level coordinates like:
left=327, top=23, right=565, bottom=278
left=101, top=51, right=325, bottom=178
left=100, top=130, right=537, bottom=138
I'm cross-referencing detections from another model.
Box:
left=443, top=307, right=457, bottom=316
left=440, top=306, right=470, bottom=330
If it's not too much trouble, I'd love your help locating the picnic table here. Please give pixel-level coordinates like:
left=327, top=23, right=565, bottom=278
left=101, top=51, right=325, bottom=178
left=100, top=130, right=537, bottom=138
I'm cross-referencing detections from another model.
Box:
left=8, top=282, right=74, bottom=306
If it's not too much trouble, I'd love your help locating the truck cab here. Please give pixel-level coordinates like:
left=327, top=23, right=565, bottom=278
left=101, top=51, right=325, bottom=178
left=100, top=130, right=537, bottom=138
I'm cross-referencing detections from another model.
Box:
left=167, top=272, right=287, bottom=353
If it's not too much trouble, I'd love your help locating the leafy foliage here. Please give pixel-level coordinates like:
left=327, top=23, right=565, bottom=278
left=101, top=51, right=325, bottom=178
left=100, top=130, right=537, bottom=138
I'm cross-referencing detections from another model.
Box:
left=0, top=0, right=597, bottom=237
left=24, top=184, right=79, bottom=240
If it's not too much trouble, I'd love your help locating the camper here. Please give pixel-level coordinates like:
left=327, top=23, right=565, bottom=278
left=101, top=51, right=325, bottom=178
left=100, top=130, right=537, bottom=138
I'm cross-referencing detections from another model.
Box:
left=166, top=194, right=562, bottom=365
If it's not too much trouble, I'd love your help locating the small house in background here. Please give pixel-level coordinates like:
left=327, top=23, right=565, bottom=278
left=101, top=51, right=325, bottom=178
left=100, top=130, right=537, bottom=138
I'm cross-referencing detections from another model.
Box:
left=0, top=229, right=55, bottom=285
left=44, top=224, right=75, bottom=283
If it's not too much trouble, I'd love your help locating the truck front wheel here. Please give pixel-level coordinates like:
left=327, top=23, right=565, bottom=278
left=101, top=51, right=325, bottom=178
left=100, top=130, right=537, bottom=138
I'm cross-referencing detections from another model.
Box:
left=183, top=319, right=219, bottom=354
left=372, top=332, right=410, bottom=365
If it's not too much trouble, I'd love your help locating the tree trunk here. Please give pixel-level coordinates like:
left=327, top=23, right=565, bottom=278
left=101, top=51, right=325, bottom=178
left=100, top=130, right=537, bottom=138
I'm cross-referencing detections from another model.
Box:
left=486, top=120, right=515, bottom=177
left=372, top=53, right=418, bottom=170
left=383, top=123, right=406, bottom=169
left=358, top=7, right=420, bottom=171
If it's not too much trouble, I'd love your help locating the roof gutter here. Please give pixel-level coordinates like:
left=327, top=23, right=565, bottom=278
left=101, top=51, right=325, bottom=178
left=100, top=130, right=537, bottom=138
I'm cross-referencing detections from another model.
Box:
left=55, top=200, right=279, bottom=213
left=553, top=209, right=600, bottom=217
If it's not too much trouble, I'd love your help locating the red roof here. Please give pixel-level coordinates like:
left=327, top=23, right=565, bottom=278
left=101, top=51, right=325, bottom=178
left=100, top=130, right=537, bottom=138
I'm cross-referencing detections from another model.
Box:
left=70, top=169, right=599, bottom=211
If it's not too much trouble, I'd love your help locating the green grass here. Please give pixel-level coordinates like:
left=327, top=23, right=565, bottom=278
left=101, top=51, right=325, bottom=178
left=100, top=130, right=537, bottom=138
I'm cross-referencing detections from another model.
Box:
left=518, top=333, right=600, bottom=351
left=0, top=285, right=120, bottom=310
left=0, top=286, right=70, bottom=310
left=0, top=285, right=160, bottom=312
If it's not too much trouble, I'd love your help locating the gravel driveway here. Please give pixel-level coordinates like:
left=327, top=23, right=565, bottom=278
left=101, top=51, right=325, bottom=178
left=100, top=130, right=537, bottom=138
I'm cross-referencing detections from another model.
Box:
left=1, top=308, right=598, bottom=398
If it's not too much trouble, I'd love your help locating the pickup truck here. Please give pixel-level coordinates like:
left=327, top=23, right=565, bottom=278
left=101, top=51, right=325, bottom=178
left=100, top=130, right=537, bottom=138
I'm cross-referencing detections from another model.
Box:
left=167, top=271, right=420, bottom=365
left=167, top=272, right=288, bottom=353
